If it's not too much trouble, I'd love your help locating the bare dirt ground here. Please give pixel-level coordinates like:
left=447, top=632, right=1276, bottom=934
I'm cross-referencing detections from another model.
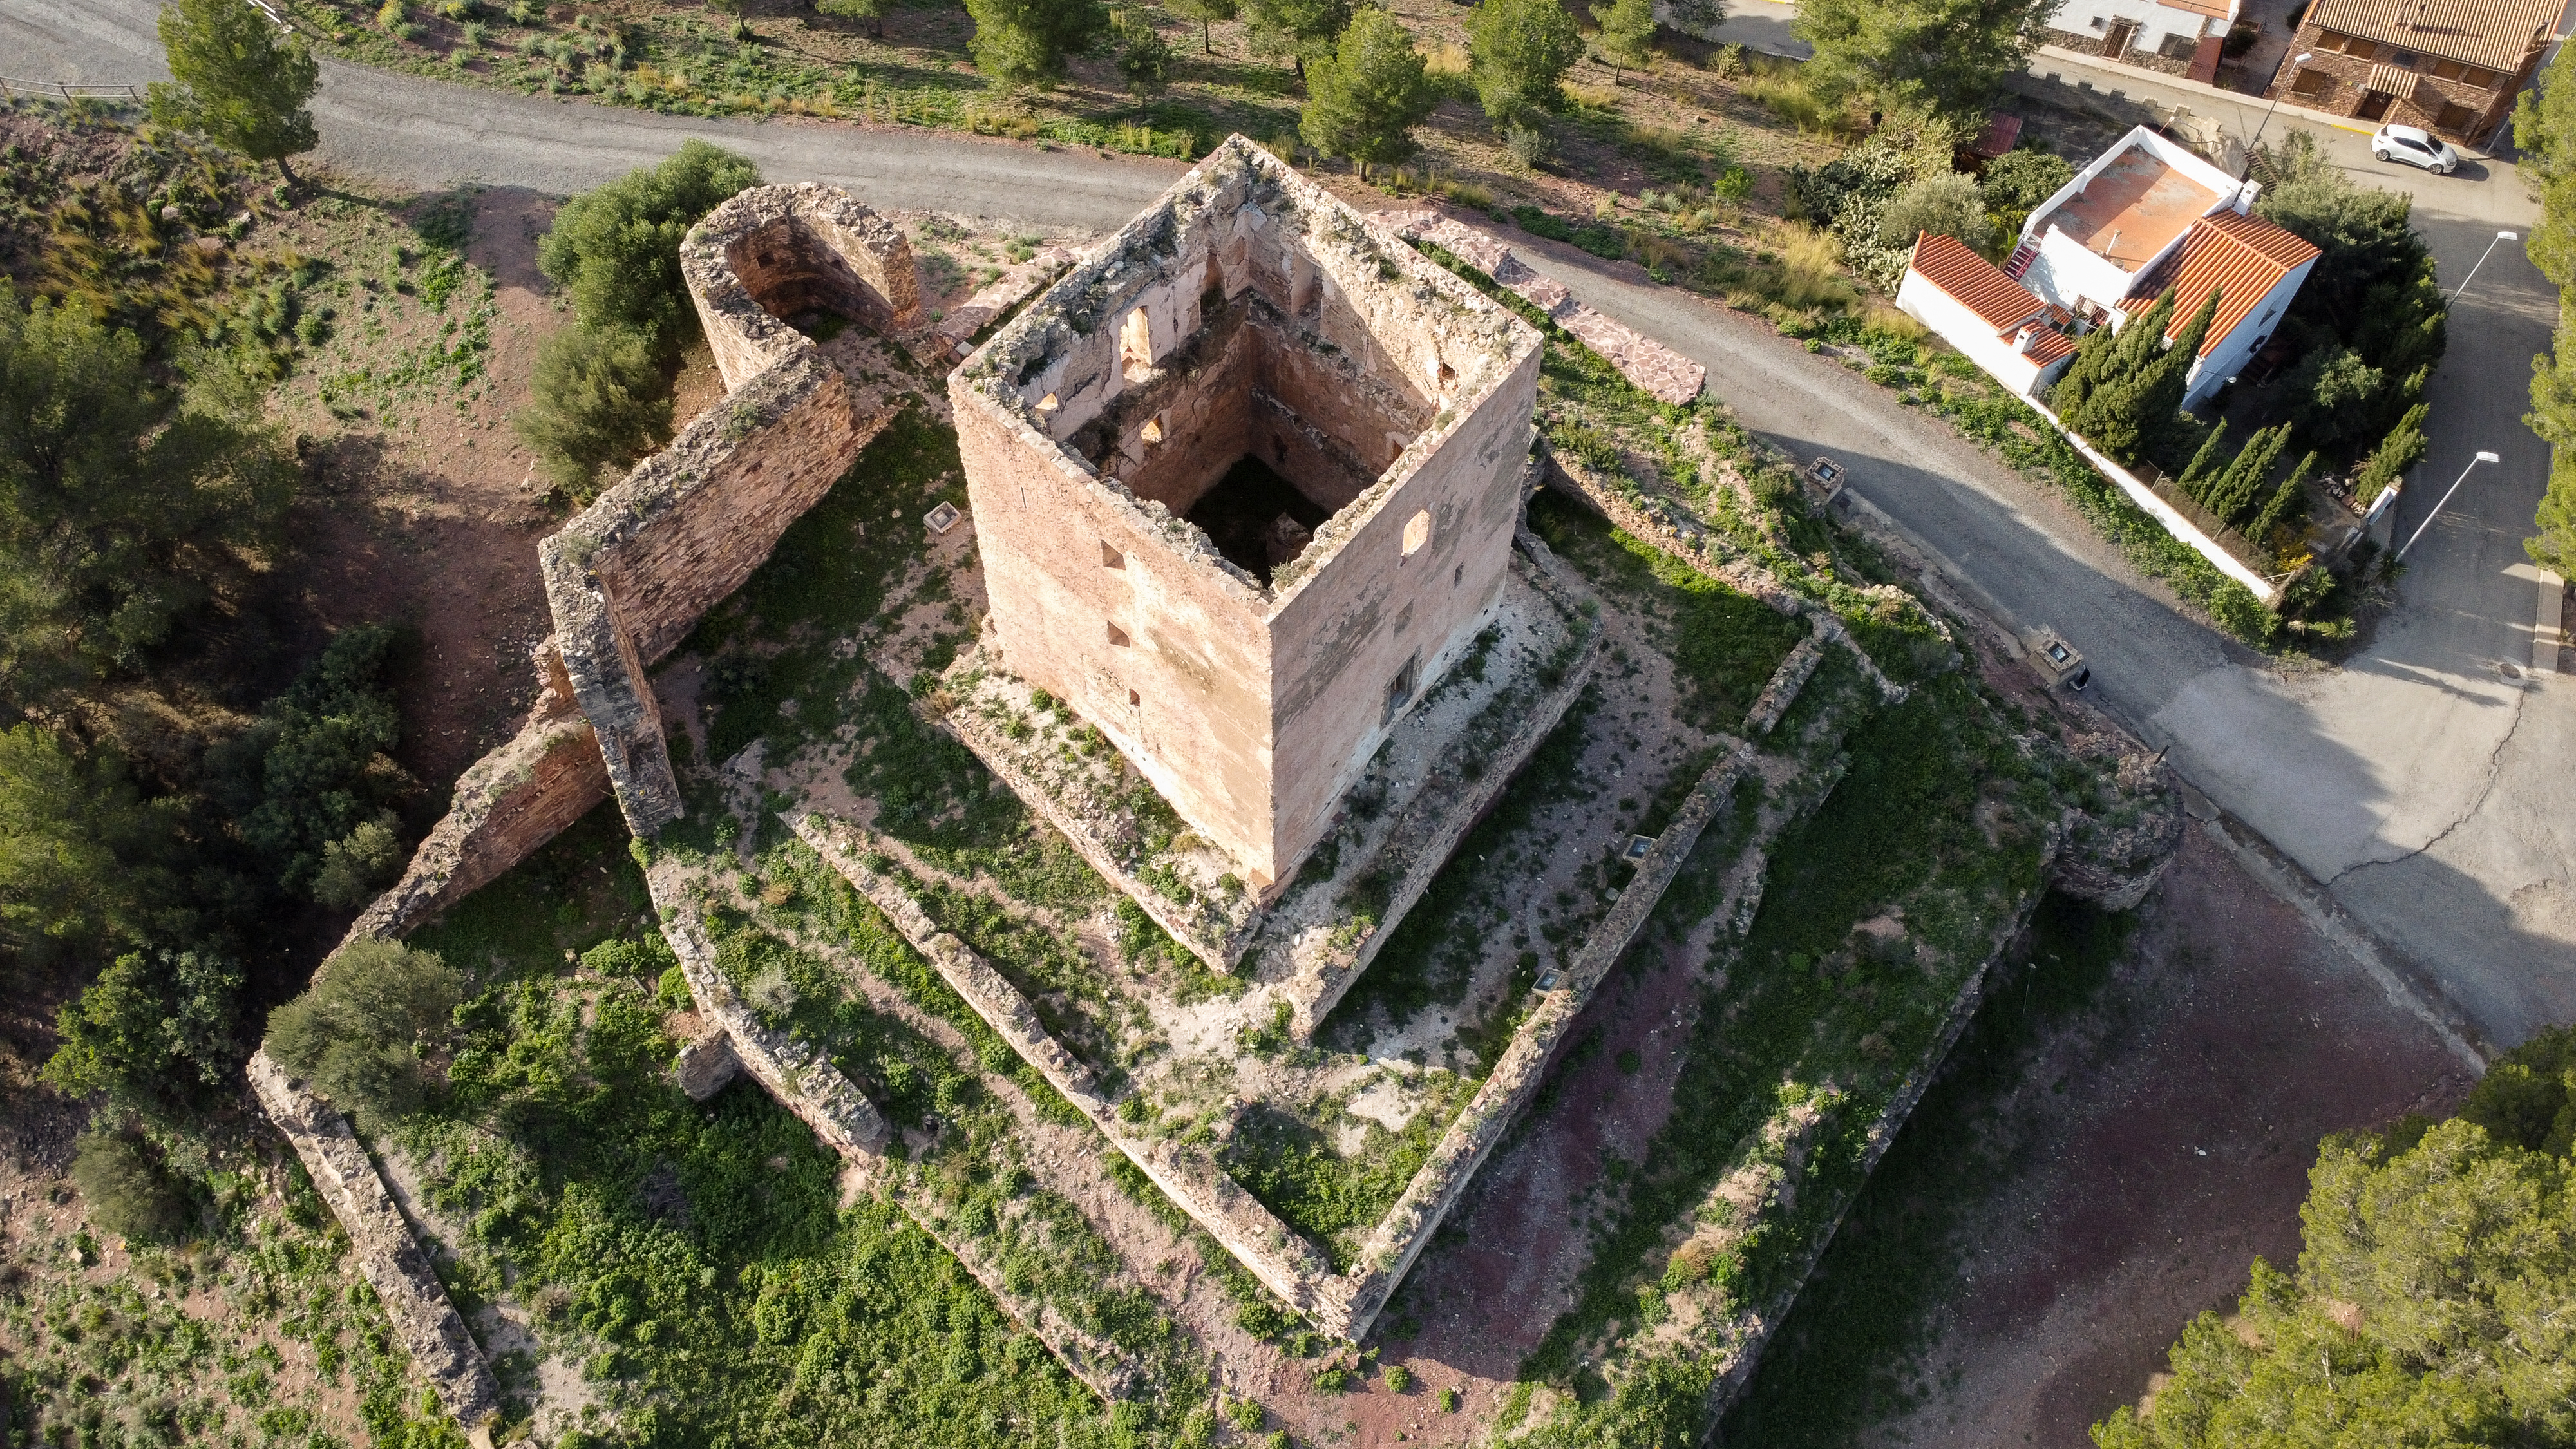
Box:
left=1870, top=820, right=2475, bottom=1448
left=274, top=177, right=567, bottom=788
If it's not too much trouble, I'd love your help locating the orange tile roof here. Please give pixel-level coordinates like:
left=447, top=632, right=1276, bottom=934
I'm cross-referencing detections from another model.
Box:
left=2306, top=0, right=2558, bottom=71
left=1909, top=232, right=2047, bottom=332
left=2143, top=211, right=2322, bottom=356
left=1908, top=232, right=2078, bottom=366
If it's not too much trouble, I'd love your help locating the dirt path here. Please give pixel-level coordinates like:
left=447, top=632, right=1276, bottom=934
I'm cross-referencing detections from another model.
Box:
left=1873, top=822, right=2474, bottom=1447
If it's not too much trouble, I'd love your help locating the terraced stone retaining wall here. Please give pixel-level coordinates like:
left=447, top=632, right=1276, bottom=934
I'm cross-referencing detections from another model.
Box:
left=246, top=1052, right=502, bottom=1435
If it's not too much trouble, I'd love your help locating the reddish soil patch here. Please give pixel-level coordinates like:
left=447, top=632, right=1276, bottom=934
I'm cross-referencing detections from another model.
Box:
left=1873, top=822, right=2474, bottom=1448
left=1297, top=935, right=1714, bottom=1447
left=278, top=180, right=567, bottom=790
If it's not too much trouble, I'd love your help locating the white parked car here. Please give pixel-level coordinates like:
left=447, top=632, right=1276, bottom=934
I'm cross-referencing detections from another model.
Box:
left=2372, top=124, right=2459, bottom=175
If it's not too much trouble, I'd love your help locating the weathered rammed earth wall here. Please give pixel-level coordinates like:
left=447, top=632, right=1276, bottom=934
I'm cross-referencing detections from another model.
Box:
left=951, top=137, right=1542, bottom=891
left=547, top=185, right=920, bottom=833
left=247, top=1052, right=502, bottom=1433
left=340, top=647, right=608, bottom=948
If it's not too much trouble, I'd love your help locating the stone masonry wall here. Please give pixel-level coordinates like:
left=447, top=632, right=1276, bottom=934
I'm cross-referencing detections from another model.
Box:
left=1330, top=737, right=1763, bottom=1335
left=339, top=649, right=609, bottom=949
left=787, top=816, right=1345, bottom=1327
left=952, top=137, right=1542, bottom=887
left=247, top=1052, right=502, bottom=1432
left=655, top=900, right=890, bottom=1157
left=685, top=184, right=922, bottom=393
left=542, top=352, right=886, bottom=833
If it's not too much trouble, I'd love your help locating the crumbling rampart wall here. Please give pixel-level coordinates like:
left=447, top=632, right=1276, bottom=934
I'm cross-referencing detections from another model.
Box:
left=542, top=183, right=919, bottom=837
left=340, top=649, right=609, bottom=949
left=247, top=1052, right=502, bottom=1432
left=544, top=345, right=889, bottom=833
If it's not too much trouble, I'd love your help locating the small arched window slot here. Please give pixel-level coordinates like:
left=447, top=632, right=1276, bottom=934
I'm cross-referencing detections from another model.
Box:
left=1106, top=621, right=1132, bottom=647
left=1401, top=509, right=1432, bottom=559
left=1128, top=688, right=1141, bottom=706
left=1433, top=358, right=1457, bottom=388
left=1036, top=392, right=1061, bottom=413
left=1101, top=542, right=1126, bottom=569
left=1141, top=417, right=1165, bottom=445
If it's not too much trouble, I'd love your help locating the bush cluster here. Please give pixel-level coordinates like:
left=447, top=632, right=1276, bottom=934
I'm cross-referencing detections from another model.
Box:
left=514, top=140, right=761, bottom=501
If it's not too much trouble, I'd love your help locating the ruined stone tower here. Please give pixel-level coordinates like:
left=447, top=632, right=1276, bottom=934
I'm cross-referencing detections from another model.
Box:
left=949, top=137, right=1542, bottom=890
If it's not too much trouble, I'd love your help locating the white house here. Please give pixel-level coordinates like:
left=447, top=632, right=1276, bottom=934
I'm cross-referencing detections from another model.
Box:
left=2007, top=126, right=2320, bottom=407
left=2043, top=0, right=2239, bottom=82
left=1895, top=233, right=2078, bottom=399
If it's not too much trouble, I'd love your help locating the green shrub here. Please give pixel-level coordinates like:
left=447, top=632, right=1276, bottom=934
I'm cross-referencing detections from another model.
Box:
left=43, top=950, right=242, bottom=1114
left=537, top=139, right=761, bottom=349
left=1383, top=1364, right=1413, bottom=1392
left=71, top=1128, right=189, bottom=1242
left=1978, top=148, right=2072, bottom=237
left=512, top=322, right=674, bottom=502
left=263, top=939, right=462, bottom=1129
left=204, top=623, right=413, bottom=905
left=1875, top=171, right=1988, bottom=252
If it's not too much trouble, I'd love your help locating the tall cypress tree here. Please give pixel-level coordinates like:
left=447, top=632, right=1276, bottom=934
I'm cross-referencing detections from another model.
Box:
left=2204, top=423, right=2291, bottom=527
left=2248, top=450, right=2320, bottom=549
left=2179, top=419, right=2231, bottom=500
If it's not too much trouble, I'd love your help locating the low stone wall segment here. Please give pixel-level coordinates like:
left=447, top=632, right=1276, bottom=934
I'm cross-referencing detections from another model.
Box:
left=247, top=1051, right=502, bottom=1432
left=784, top=816, right=1347, bottom=1329
left=1334, top=736, right=1764, bottom=1334
left=648, top=869, right=1158, bottom=1398
left=652, top=893, right=891, bottom=1157
left=1690, top=870, right=2060, bottom=1430
left=1277, top=546, right=1605, bottom=1039
left=1539, top=445, right=1913, bottom=706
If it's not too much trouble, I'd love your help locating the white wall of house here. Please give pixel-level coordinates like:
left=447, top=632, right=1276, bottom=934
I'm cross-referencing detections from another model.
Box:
left=2022, top=230, right=2139, bottom=318
left=2179, top=257, right=2316, bottom=404
left=2052, top=0, right=2239, bottom=63
left=1894, top=269, right=2067, bottom=399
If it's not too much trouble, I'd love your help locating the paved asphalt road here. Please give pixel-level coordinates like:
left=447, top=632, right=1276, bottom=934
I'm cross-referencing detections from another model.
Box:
left=8, top=0, right=2570, bottom=1045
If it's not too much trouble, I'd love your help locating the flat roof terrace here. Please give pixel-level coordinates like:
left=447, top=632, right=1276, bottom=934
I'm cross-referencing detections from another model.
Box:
left=2041, top=147, right=2221, bottom=271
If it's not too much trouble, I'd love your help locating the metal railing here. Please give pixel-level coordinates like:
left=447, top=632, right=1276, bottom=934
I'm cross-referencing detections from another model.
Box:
left=0, top=77, right=148, bottom=101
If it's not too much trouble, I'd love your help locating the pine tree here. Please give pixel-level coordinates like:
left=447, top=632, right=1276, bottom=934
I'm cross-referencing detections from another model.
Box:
left=149, top=0, right=322, bottom=184
left=1168, top=0, right=1240, bottom=52
left=1595, top=0, right=1657, bottom=84
left=1468, top=0, right=1582, bottom=130
left=1300, top=9, right=1435, bottom=178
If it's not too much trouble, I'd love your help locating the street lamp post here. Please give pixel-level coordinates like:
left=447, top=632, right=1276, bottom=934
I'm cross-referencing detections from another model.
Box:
left=2396, top=450, right=2503, bottom=561
left=2450, top=230, right=2521, bottom=303
left=2243, top=52, right=2315, bottom=176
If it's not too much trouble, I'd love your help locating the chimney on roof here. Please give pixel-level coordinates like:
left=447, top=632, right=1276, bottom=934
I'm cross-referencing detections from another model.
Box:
left=2016, top=324, right=2041, bottom=355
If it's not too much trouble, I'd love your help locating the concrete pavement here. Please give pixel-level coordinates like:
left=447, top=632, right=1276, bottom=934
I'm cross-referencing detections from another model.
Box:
left=5, top=0, right=2568, bottom=1042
